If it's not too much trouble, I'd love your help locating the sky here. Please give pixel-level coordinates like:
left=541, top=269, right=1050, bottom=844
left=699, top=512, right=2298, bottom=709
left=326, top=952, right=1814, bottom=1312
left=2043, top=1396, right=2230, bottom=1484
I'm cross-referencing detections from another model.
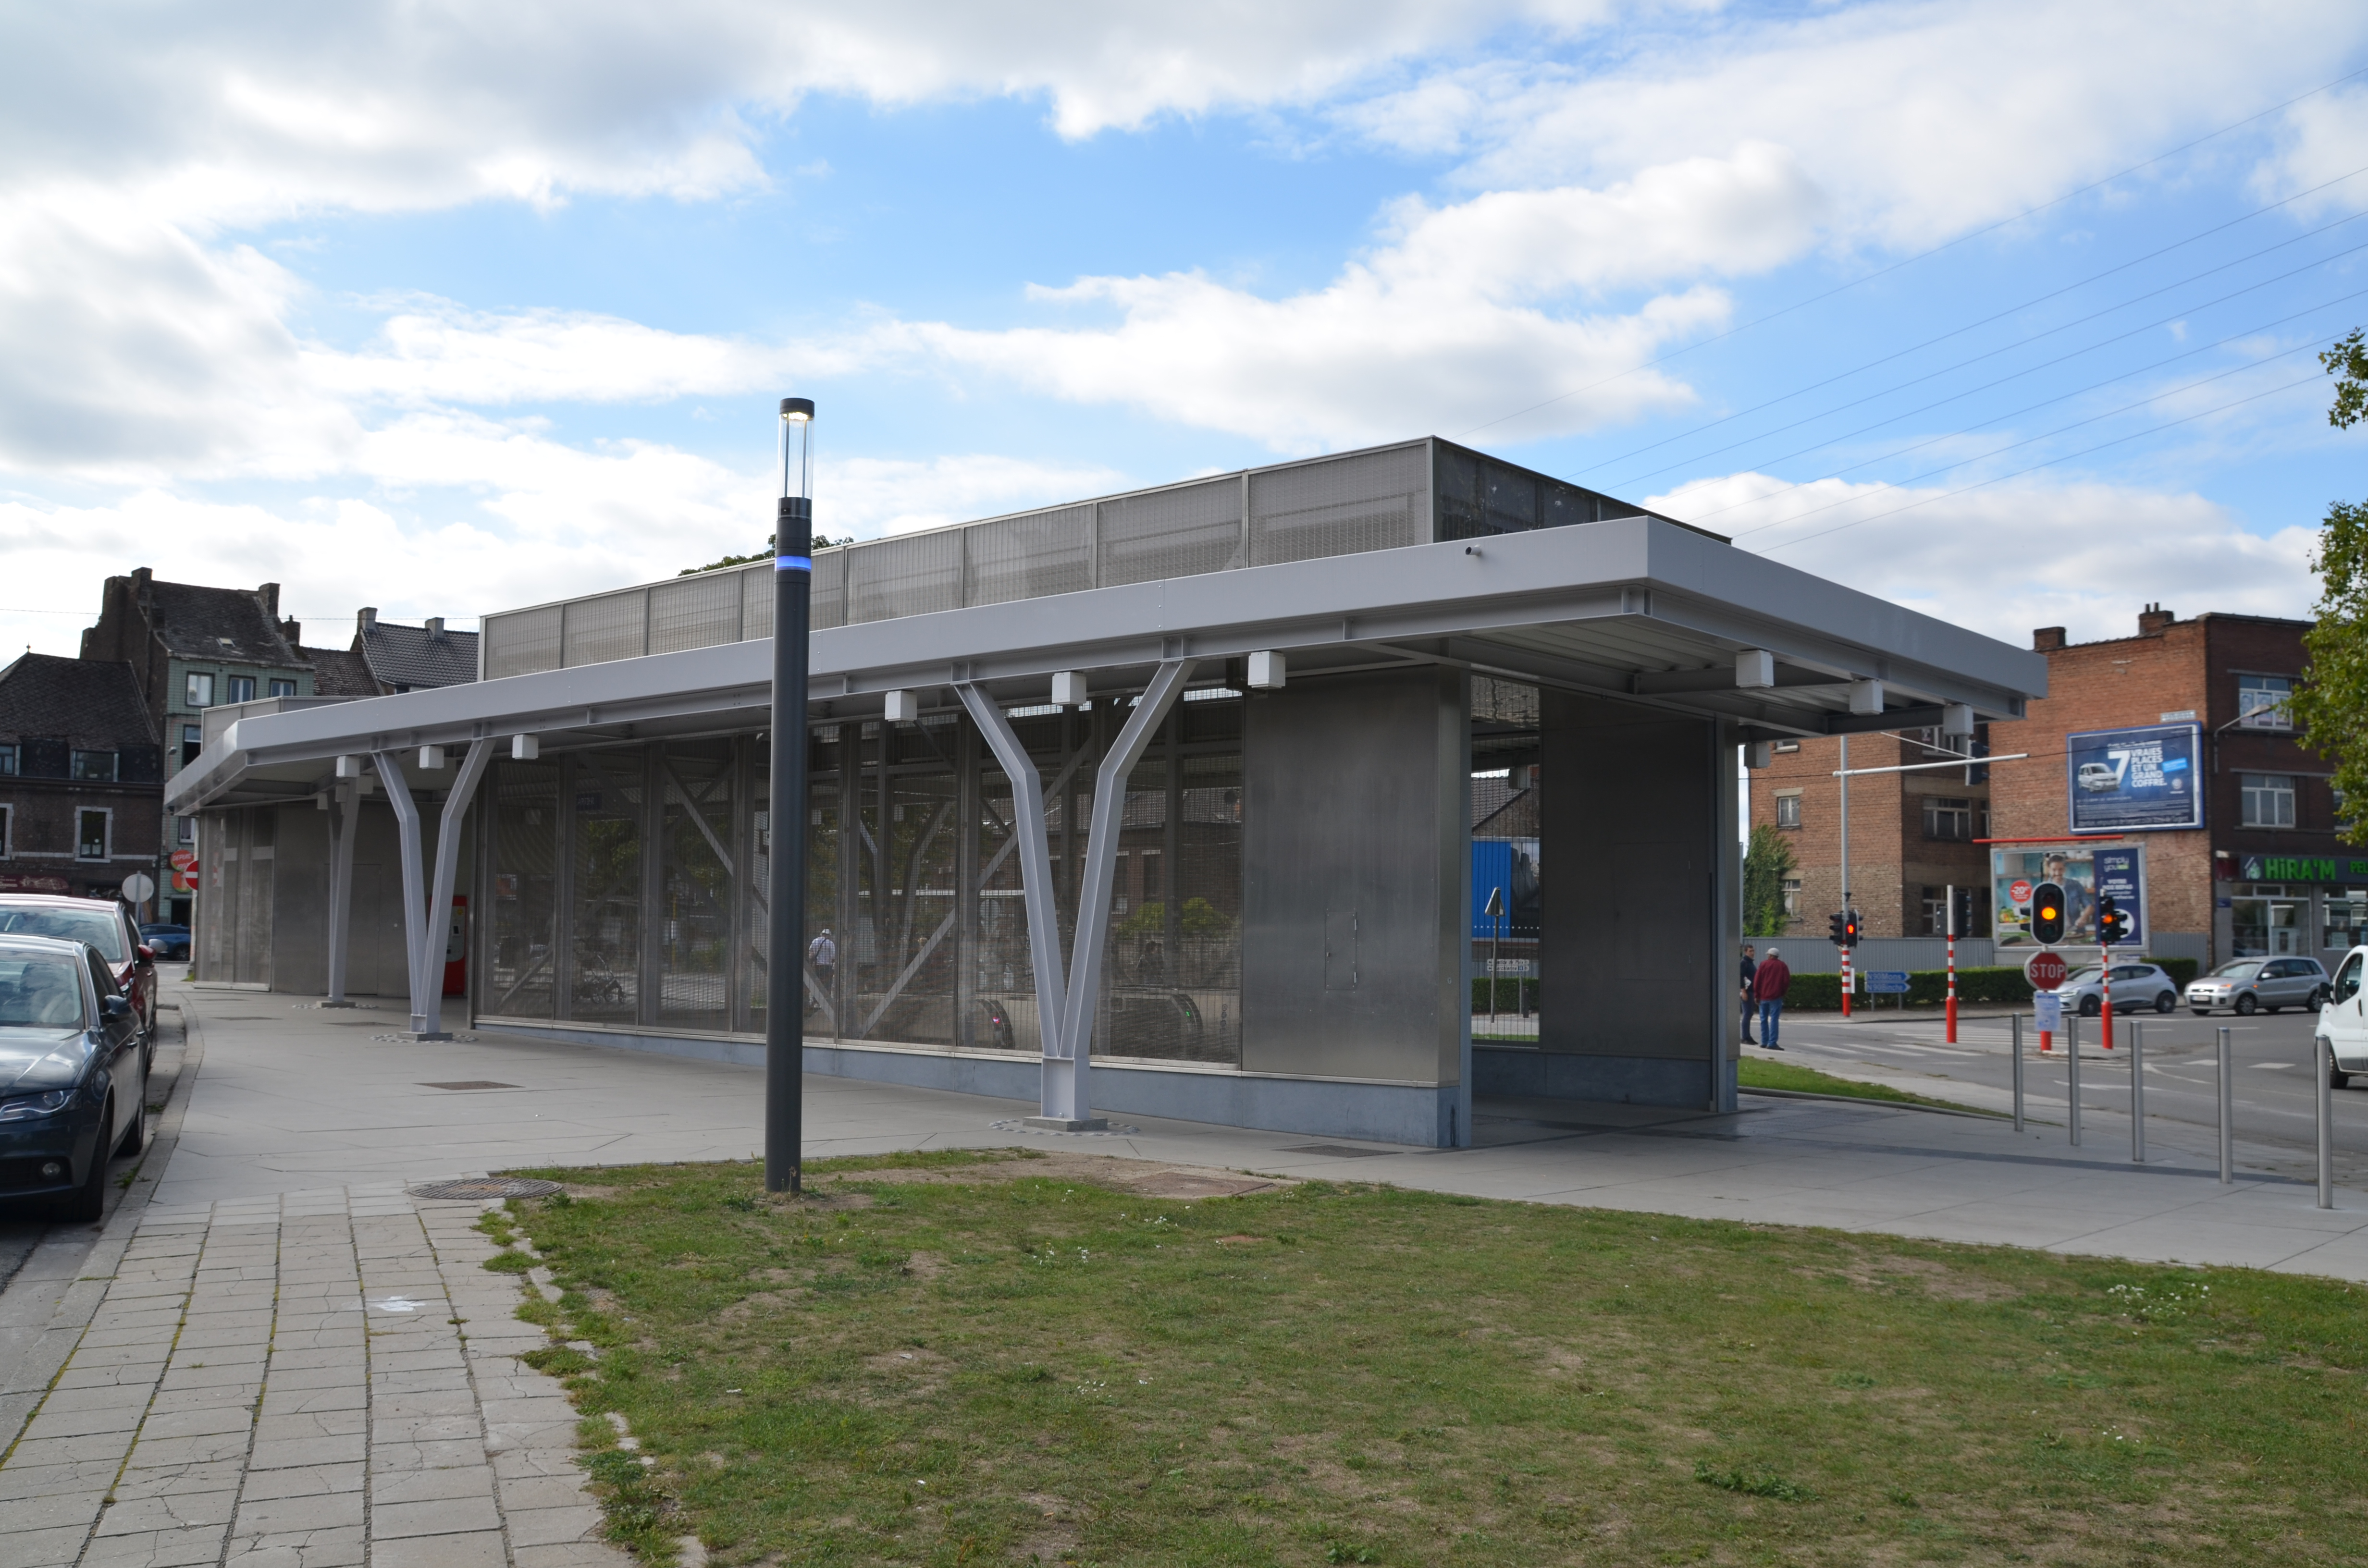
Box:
left=3, top=0, right=2367, bottom=662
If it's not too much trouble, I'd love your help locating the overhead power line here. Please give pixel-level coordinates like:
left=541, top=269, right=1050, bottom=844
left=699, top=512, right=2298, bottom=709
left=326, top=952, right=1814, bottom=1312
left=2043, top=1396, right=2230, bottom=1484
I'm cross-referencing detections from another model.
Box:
left=1451, top=65, right=2368, bottom=447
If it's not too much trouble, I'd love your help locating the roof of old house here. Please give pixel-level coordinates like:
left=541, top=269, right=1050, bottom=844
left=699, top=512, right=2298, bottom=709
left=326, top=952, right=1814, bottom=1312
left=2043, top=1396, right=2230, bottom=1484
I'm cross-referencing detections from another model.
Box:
left=140, top=579, right=307, bottom=666
left=358, top=619, right=479, bottom=690
left=0, top=655, right=159, bottom=744
left=300, top=646, right=380, bottom=698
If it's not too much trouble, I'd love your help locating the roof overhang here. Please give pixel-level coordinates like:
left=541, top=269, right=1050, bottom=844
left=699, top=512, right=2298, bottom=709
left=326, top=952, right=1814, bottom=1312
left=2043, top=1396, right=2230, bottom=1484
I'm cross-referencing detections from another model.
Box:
left=166, top=517, right=2046, bottom=813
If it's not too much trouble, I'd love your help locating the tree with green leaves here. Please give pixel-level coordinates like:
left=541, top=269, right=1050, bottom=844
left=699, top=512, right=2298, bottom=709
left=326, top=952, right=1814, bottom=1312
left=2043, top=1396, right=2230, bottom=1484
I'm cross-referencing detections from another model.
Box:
left=1742, top=823, right=1797, bottom=937
left=2290, top=329, right=2368, bottom=842
left=680, top=532, right=856, bottom=575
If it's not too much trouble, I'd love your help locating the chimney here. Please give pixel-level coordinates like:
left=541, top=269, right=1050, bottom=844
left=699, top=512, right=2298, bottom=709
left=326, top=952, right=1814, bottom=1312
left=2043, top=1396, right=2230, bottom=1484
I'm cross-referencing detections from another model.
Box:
left=2137, top=602, right=2175, bottom=635
left=425, top=616, right=444, bottom=639
left=258, top=582, right=280, bottom=618
left=358, top=607, right=378, bottom=637
left=279, top=618, right=301, bottom=644
left=2033, top=627, right=2066, bottom=651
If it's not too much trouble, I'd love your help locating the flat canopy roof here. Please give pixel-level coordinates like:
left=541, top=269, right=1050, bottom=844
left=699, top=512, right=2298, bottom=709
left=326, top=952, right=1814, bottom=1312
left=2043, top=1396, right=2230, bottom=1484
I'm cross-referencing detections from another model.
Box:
left=168, top=515, right=2046, bottom=813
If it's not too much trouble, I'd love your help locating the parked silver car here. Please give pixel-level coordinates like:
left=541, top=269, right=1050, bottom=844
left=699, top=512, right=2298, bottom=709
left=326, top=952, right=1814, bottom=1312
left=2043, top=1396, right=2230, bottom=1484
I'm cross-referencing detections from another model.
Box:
left=2057, top=962, right=2180, bottom=1017
left=2186, top=956, right=2329, bottom=1016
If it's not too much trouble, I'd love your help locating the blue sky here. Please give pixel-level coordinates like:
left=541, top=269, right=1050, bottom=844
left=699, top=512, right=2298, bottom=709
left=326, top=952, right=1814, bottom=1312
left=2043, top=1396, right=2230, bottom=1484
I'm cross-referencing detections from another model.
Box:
left=3, top=0, right=2366, bottom=659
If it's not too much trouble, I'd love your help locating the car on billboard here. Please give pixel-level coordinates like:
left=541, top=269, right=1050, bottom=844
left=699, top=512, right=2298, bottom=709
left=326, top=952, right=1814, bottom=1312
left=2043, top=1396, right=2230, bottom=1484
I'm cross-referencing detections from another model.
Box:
left=2076, top=762, right=2119, bottom=793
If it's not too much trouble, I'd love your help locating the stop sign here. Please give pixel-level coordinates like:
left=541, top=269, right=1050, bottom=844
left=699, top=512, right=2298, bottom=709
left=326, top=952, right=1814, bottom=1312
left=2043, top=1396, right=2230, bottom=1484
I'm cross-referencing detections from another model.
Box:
left=2025, top=950, right=2069, bottom=990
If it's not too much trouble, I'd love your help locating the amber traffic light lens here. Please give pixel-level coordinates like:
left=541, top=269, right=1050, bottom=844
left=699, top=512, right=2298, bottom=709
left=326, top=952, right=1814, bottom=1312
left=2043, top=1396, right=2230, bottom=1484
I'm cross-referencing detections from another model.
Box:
left=2038, top=903, right=2057, bottom=920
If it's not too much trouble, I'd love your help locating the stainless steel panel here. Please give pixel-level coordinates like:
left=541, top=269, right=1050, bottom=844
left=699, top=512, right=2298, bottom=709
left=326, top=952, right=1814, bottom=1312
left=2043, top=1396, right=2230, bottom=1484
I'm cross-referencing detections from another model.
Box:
left=650, top=572, right=743, bottom=655
left=1539, top=691, right=1715, bottom=1060
left=1242, top=666, right=1463, bottom=1084
left=483, top=605, right=563, bottom=679
left=562, top=590, right=649, bottom=668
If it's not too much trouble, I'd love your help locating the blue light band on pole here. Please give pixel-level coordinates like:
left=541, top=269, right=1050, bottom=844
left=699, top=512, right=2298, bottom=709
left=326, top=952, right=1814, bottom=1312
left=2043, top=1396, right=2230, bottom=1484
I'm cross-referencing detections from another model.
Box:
left=777, top=555, right=812, bottom=572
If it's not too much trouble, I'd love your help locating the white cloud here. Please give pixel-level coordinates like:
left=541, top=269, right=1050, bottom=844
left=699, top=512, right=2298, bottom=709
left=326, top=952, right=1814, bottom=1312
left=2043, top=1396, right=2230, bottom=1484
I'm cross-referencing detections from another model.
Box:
left=2253, top=86, right=2368, bottom=218
left=1652, top=470, right=2315, bottom=645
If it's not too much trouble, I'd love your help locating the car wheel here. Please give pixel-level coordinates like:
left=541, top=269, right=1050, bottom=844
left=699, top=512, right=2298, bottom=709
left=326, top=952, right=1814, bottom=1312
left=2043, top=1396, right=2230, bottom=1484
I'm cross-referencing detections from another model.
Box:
left=2236, top=994, right=2259, bottom=1016
left=2154, top=991, right=2175, bottom=1014
left=62, top=1102, right=111, bottom=1223
left=2079, top=994, right=2101, bottom=1017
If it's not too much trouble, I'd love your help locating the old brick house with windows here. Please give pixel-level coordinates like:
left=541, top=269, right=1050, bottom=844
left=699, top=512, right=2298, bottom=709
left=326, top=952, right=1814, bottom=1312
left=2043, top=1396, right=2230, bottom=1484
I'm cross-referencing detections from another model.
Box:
left=0, top=654, right=163, bottom=906
left=1988, top=606, right=2324, bottom=966
left=1747, top=725, right=1994, bottom=940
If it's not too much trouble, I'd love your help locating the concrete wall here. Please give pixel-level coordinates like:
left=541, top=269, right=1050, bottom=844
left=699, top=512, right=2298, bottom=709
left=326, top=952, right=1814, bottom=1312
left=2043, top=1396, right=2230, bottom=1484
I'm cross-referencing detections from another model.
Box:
left=1538, top=692, right=1726, bottom=1107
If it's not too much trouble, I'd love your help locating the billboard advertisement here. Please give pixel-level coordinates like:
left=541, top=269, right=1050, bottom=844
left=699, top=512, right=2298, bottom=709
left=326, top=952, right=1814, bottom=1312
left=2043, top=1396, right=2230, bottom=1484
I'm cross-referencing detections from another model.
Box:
left=1470, top=838, right=1540, bottom=942
left=1992, top=843, right=2147, bottom=948
left=2066, top=722, right=2203, bottom=833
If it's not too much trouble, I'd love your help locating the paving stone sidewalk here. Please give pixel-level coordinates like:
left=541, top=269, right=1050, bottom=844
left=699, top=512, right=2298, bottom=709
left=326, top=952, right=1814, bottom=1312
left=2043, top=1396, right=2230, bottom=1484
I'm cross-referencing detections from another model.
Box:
left=0, top=1183, right=624, bottom=1568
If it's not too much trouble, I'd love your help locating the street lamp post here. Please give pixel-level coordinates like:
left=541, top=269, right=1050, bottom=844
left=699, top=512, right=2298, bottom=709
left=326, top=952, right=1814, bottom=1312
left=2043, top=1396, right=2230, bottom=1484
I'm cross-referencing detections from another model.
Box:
left=766, top=396, right=815, bottom=1195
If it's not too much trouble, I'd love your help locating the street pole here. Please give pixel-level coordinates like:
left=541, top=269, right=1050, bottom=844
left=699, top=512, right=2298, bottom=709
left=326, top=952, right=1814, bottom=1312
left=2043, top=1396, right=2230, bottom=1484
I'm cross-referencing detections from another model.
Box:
left=2129, top=1019, right=2145, bottom=1164
left=2010, top=1013, right=2023, bottom=1132
left=2099, top=934, right=2114, bottom=1052
left=2217, top=1025, right=2234, bottom=1184
left=1945, top=882, right=1958, bottom=1044
left=765, top=396, right=815, bottom=1196
left=1838, top=735, right=1850, bottom=1019
left=2067, top=1012, right=2082, bottom=1147
left=2318, top=1033, right=2335, bottom=1210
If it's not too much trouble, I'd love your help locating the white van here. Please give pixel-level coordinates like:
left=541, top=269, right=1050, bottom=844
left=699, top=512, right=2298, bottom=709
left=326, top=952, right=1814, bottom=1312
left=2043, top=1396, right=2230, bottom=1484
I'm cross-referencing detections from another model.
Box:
left=2320, top=946, right=2368, bottom=1089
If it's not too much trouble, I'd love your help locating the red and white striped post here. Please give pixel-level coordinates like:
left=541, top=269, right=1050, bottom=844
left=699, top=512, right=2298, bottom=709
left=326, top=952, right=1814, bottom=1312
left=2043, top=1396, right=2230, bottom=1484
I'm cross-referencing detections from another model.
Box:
left=1840, top=941, right=1852, bottom=1019
left=1945, top=882, right=1958, bottom=1044
left=2100, top=956, right=2114, bottom=1052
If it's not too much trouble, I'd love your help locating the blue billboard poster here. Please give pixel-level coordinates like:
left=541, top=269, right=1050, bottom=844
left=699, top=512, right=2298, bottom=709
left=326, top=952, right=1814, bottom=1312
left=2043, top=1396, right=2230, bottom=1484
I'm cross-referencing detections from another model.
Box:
left=2066, top=723, right=2203, bottom=833
left=2090, top=847, right=2147, bottom=947
left=1470, top=837, right=1540, bottom=941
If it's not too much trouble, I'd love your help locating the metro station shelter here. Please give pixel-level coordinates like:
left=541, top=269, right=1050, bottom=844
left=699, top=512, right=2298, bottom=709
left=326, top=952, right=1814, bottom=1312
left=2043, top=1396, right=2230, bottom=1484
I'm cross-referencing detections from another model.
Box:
left=165, top=439, right=2047, bottom=1146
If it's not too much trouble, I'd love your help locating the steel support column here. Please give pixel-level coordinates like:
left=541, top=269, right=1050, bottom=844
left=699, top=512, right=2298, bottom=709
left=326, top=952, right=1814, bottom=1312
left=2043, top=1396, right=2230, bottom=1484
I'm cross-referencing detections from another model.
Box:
left=958, top=684, right=1075, bottom=1116
left=374, top=741, right=495, bottom=1039
left=322, top=782, right=358, bottom=1007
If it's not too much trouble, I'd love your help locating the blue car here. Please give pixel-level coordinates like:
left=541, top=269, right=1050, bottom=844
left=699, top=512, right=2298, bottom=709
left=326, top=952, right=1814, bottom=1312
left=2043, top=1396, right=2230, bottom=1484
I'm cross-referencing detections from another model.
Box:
left=0, top=936, right=147, bottom=1221
left=139, top=922, right=191, bottom=962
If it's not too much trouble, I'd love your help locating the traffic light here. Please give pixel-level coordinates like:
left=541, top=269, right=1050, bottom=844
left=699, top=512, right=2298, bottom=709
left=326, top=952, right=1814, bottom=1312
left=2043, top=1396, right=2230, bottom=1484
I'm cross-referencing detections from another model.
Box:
left=1949, top=886, right=1977, bottom=938
left=1842, top=908, right=1862, bottom=948
left=2030, top=881, right=2067, bottom=945
left=2097, top=895, right=2132, bottom=947
left=1828, top=911, right=1849, bottom=947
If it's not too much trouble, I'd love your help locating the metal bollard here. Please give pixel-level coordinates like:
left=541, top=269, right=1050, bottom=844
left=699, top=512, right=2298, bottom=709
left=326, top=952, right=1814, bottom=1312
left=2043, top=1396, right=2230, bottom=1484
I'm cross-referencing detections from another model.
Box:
left=2129, top=1020, right=2145, bottom=1164
left=2067, top=1013, right=2082, bottom=1147
left=2217, top=1025, right=2233, bottom=1184
left=2318, top=1033, right=2335, bottom=1210
left=2011, top=1013, right=2024, bottom=1132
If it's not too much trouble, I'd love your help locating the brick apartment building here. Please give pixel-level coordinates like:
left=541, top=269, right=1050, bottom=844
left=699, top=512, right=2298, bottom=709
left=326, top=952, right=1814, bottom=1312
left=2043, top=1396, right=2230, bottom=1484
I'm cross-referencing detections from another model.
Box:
left=1747, top=726, right=1994, bottom=940
left=0, top=654, right=164, bottom=907
left=1988, top=606, right=2326, bottom=967
left=1754, top=605, right=2330, bottom=964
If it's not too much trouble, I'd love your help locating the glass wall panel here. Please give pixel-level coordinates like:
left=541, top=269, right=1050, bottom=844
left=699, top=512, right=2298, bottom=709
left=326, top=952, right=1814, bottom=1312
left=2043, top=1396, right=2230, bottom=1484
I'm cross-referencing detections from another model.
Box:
left=851, top=718, right=962, bottom=1043
left=974, top=755, right=1031, bottom=1051
left=658, top=740, right=733, bottom=1031
left=747, top=745, right=770, bottom=1031
left=485, top=760, right=560, bottom=1019
left=569, top=749, right=644, bottom=1022
left=1167, top=746, right=1243, bottom=1062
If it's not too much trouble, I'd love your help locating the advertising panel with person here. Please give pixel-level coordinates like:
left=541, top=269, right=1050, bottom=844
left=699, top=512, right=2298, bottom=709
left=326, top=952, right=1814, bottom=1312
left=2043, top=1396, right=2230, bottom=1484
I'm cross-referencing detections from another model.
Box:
left=1993, top=844, right=2146, bottom=947
left=2065, top=723, right=2203, bottom=833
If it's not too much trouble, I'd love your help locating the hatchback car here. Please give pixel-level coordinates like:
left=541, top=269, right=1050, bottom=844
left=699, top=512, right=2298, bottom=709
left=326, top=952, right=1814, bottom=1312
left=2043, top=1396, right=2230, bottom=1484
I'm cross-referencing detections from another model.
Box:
left=0, top=935, right=147, bottom=1221
left=2076, top=762, right=2120, bottom=793
left=2056, top=962, right=2181, bottom=1016
left=0, top=896, right=155, bottom=1049
left=2187, top=956, right=2329, bottom=1015
left=138, top=922, right=190, bottom=961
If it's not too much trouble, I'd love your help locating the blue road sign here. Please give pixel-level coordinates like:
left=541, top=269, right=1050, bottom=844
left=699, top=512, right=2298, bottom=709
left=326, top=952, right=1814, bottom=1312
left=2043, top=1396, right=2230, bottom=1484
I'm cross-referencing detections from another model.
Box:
left=1864, top=970, right=1910, bottom=994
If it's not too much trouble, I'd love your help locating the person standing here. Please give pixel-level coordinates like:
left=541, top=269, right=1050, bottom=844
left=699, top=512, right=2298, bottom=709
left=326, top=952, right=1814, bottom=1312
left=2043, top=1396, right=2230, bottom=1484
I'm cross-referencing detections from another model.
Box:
left=806, top=927, right=837, bottom=1014
left=1752, top=946, right=1791, bottom=1051
left=1739, top=943, right=1758, bottom=1044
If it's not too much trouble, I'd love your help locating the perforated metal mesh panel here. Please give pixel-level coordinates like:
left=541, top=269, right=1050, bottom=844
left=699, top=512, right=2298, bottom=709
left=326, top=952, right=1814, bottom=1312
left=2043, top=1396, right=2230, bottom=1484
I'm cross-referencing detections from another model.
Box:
left=848, top=530, right=962, bottom=624
left=483, top=606, right=562, bottom=679
left=1249, top=445, right=1427, bottom=566
left=1098, top=478, right=1244, bottom=587
left=809, top=550, right=846, bottom=630
left=966, top=506, right=1093, bottom=606
left=562, top=590, right=648, bottom=668
left=649, top=572, right=742, bottom=655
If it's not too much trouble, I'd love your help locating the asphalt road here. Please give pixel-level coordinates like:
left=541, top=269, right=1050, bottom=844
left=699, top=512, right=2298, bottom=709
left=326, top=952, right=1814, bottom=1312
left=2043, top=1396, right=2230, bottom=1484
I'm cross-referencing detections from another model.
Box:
left=1769, top=1003, right=2368, bottom=1182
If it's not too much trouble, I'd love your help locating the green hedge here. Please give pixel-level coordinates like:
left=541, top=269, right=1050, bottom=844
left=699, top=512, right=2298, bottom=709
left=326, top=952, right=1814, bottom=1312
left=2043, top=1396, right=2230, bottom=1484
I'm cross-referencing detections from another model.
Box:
left=1471, top=978, right=1541, bottom=1014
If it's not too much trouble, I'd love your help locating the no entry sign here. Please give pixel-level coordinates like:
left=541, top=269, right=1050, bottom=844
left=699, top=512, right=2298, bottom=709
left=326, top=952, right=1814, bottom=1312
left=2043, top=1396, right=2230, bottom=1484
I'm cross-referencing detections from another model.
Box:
left=2025, top=950, right=2070, bottom=991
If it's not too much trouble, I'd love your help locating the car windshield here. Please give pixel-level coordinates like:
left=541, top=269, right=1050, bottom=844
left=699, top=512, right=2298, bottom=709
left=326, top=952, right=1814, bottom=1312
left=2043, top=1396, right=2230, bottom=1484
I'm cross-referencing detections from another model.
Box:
left=2063, top=967, right=2103, bottom=986
left=2210, top=961, right=2262, bottom=980
left=0, top=907, right=124, bottom=962
left=0, top=953, right=86, bottom=1029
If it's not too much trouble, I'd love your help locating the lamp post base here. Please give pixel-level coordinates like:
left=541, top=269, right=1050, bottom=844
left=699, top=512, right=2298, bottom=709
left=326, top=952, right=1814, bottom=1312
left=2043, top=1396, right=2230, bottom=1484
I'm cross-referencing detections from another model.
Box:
left=1023, top=1115, right=1110, bottom=1133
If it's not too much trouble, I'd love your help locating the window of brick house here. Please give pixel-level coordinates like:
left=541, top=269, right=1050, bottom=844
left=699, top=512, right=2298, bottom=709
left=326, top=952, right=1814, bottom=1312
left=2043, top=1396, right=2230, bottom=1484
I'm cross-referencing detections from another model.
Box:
left=225, top=675, right=256, bottom=703
left=1922, top=886, right=1946, bottom=934
left=76, top=809, right=109, bottom=861
left=1781, top=878, right=1801, bottom=919
left=2242, top=773, right=2296, bottom=828
left=0, top=744, right=15, bottom=776
left=69, top=750, right=116, bottom=782
left=1923, top=797, right=1974, bottom=840
left=2238, top=674, right=2294, bottom=730
left=185, top=672, right=214, bottom=708
left=269, top=678, right=296, bottom=698
left=1775, top=792, right=1802, bottom=828
left=0, top=803, right=10, bottom=857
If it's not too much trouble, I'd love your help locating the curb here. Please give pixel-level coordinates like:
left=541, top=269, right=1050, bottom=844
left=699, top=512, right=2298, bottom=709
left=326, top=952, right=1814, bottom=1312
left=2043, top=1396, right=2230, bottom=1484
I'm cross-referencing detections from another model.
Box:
left=1739, top=1085, right=2007, bottom=1121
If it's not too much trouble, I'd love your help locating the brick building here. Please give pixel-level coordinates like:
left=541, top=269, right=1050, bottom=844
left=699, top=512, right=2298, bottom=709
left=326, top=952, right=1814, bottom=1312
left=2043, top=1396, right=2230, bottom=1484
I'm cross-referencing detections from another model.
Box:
left=0, top=654, right=164, bottom=907
left=1748, top=725, right=1993, bottom=940
left=1987, top=606, right=2324, bottom=966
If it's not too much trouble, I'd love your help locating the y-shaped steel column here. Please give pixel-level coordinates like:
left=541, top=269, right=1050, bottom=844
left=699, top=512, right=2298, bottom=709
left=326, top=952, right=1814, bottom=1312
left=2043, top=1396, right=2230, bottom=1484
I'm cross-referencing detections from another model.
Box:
left=374, top=740, right=496, bottom=1038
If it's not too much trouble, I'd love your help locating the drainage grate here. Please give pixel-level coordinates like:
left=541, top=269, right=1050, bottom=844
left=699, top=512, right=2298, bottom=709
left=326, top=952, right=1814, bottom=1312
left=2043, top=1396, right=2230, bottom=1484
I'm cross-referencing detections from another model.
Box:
left=407, top=1177, right=564, bottom=1201
left=1277, top=1143, right=1402, bottom=1158
left=419, top=1081, right=521, bottom=1091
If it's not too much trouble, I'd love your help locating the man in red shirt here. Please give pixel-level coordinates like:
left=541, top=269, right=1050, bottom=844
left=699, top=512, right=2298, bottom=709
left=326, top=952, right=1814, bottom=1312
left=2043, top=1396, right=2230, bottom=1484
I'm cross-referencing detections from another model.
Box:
left=1751, top=947, right=1792, bottom=1051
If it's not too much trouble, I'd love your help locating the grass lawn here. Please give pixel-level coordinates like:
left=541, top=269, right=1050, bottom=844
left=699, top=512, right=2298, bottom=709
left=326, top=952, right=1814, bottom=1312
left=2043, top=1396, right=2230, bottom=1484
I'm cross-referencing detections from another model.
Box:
left=1736, top=1056, right=2002, bottom=1116
left=492, top=1151, right=2368, bottom=1566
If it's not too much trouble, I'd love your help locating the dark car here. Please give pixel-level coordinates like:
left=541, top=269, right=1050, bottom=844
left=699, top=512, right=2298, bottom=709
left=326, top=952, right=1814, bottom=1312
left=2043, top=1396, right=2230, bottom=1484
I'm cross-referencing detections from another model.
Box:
left=0, top=935, right=148, bottom=1221
left=139, top=922, right=190, bottom=962
left=0, top=896, right=156, bottom=1052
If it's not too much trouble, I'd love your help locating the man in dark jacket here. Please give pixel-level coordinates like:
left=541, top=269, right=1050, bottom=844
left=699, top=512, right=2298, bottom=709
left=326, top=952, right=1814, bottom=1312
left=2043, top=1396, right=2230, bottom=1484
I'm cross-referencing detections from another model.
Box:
left=1739, top=943, right=1758, bottom=1044
left=1751, top=947, right=1792, bottom=1050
